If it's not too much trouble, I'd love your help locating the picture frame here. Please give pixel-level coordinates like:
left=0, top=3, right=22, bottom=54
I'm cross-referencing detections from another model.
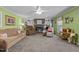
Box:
left=64, top=16, right=73, bottom=24
left=5, top=15, right=15, bottom=25
left=34, top=18, right=45, bottom=25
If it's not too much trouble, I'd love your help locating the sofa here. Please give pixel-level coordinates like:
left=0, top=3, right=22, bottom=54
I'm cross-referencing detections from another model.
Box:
left=59, top=28, right=78, bottom=43
left=0, top=28, right=26, bottom=51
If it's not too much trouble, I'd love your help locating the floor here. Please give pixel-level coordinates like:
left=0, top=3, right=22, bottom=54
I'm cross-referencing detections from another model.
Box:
left=9, top=34, right=79, bottom=52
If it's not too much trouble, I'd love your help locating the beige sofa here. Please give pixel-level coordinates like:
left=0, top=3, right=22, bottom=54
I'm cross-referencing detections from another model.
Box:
left=0, top=28, right=26, bottom=50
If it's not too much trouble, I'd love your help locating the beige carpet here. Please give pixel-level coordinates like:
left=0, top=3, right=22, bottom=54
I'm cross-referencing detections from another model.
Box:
left=9, top=34, right=79, bottom=52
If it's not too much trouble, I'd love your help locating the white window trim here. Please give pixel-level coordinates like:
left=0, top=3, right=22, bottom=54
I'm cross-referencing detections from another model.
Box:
left=0, top=12, right=3, bottom=28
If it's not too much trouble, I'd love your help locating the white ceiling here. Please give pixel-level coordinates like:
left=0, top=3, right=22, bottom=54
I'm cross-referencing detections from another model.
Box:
left=3, top=6, right=70, bottom=19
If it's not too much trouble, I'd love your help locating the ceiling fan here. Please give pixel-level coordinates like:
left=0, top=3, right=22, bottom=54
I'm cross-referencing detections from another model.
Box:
left=34, top=6, right=47, bottom=15
left=26, top=6, right=47, bottom=15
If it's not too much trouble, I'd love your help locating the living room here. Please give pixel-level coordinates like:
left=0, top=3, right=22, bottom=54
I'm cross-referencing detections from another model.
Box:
left=0, top=6, right=79, bottom=52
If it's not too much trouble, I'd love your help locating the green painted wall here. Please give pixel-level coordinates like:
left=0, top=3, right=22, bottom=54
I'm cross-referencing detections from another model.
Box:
left=53, top=17, right=57, bottom=34
left=53, top=7, right=79, bottom=44
left=62, top=7, right=79, bottom=43
left=0, top=7, right=22, bottom=29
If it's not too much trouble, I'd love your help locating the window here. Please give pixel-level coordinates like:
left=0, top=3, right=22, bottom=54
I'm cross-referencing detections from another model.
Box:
left=0, top=12, right=3, bottom=28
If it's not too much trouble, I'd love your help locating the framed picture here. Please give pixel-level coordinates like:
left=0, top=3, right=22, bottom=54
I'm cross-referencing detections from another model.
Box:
left=64, top=16, right=73, bottom=24
left=34, top=19, right=45, bottom=25
left=5, top=15, right=15, bottom=25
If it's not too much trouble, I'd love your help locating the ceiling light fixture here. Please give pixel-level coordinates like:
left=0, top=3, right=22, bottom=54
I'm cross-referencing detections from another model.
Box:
left=34, top=6, right=46, bottom=15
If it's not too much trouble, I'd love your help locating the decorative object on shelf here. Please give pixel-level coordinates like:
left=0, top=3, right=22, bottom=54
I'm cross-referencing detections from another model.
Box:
left=5, top=15, right=15, bottom=25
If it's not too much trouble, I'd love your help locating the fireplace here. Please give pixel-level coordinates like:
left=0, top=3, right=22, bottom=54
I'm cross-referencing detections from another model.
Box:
left=35, top=25, right=44, bottom=32
left=34, top=19, right=45, bottom=33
